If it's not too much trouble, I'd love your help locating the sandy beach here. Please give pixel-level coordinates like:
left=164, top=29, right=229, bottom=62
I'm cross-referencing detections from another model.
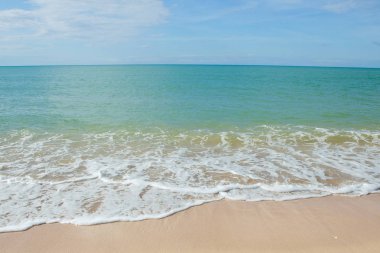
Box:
left=1, top=194, right=379, bottom=253
left=1, top=1, right=380, bottom=252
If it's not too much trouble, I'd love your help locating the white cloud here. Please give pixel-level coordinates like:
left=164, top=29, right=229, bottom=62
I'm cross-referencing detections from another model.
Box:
left=0, top=0, right=169, bottom=40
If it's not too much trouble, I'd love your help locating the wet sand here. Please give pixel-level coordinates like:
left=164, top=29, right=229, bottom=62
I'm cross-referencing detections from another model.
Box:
left=1, top=194, right=380, bottom=253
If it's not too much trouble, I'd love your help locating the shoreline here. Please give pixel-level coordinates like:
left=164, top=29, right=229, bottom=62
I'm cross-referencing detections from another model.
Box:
left=1, top=194, right=380, bottom=253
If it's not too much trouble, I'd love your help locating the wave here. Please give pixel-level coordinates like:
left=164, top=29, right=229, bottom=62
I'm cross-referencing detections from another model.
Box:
left=0, top=126, right=380, bottom=232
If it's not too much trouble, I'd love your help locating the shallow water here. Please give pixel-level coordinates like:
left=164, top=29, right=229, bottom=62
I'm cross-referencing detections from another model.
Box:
left=0, top=65, right=379, bottom=232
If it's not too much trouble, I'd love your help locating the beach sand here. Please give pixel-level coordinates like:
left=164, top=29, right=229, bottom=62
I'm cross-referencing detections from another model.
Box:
left=1, top=194, right=380, bottom=253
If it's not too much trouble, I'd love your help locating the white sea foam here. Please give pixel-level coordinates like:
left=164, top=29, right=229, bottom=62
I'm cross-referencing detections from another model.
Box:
left=0, top=126, right=379, bottom=232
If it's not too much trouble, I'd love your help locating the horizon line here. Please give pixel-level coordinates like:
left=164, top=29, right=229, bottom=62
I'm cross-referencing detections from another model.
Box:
left=0, top=63, right=379, bottom=69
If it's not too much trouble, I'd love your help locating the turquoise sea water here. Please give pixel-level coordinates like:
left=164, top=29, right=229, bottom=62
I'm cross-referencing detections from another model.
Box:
left=1, top=65, right=379, bottom=132
left=0, top=65, right=380, bottom=232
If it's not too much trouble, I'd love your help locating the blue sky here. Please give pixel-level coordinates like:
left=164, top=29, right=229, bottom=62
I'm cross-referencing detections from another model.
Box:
left=0, top=0, right=379, bottom=67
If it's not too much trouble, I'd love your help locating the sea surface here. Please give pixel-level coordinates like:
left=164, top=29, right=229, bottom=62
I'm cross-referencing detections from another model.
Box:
left=0, top=65, right=380, bottom=232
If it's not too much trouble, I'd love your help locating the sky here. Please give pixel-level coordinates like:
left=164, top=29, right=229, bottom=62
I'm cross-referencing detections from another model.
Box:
left=0, top=0, right=379, bottom=67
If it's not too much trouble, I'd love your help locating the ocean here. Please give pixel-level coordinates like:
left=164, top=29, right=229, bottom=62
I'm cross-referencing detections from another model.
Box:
left=0, top=65, right=379, bottom=232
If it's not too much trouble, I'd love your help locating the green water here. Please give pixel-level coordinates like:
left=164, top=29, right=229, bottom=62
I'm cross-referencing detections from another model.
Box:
left=1, top=65, right=379, bottom=132
left=1, top=65, right=380, bottom=232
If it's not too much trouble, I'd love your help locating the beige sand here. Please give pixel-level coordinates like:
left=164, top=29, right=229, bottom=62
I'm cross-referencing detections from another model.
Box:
left=1, top=194, right=380, bottom=253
